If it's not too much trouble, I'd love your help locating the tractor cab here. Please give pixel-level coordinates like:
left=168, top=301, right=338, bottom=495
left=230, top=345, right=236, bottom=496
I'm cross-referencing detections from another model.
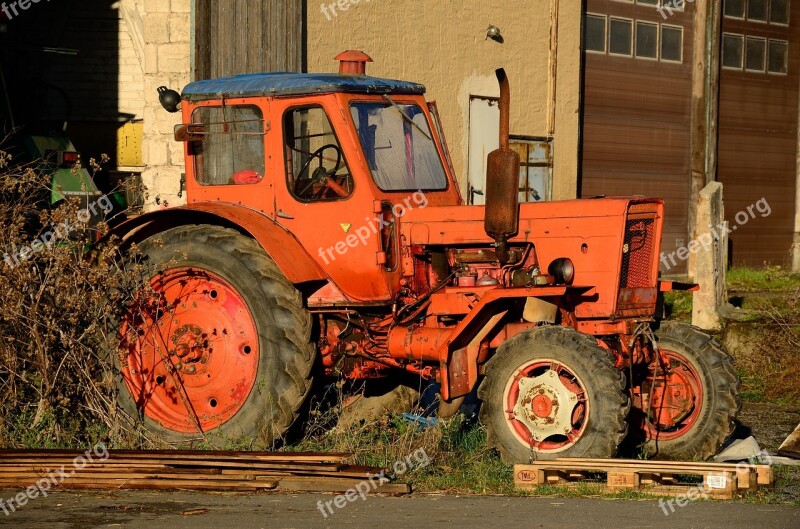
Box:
left=176, top=52, right=461, bottom=210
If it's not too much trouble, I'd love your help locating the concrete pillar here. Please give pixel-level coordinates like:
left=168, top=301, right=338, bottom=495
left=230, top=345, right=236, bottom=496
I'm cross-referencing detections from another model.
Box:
left=688, top=0, right=722, bottom=277
left=792, top=69, right=800, bottom=272
left=692, top=182, right=727, bottom=331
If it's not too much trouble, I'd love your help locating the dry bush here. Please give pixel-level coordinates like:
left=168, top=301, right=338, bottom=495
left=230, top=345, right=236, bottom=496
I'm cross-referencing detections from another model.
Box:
left=0, top=150, right=145, bottom=447
left=735, top=290, right=800, bottom=405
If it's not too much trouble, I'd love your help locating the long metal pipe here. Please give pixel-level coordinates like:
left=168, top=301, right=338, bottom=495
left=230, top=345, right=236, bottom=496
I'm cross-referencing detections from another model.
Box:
left=497, top=68, right=510, bottom=150
left=547, top=0, right=560, bottom=136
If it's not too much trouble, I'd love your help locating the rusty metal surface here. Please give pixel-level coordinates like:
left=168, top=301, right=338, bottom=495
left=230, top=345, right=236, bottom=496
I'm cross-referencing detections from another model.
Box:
left=335, top=50, right=373, bottom=75
left=387, top=326, right=451, bottom=362
left=484, top=69, right=521, bottom=259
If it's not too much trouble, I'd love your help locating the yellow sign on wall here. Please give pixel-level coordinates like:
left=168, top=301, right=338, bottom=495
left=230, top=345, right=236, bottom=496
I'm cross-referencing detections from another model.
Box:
left=117, top=120, right=143, bottom=167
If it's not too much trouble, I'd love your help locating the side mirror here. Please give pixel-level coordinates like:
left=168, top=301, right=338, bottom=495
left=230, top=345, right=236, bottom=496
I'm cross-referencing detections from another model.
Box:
left=174, top=123, right=205, bottom=142
left=158, top=86, right=181, bottom=113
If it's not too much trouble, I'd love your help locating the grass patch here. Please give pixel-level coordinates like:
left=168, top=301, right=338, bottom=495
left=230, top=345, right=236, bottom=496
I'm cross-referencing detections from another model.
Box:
left=664, top=291, right=693, bottom=323
left=727, top=266, right=800, bottom=293
left=285, top=411, right=515, bottom=495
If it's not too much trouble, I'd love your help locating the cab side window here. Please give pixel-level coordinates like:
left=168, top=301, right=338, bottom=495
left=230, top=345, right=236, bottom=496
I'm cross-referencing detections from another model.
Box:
left=284, top=106, right=354, bottom=202
left=192, top=105, right=265, bottom=186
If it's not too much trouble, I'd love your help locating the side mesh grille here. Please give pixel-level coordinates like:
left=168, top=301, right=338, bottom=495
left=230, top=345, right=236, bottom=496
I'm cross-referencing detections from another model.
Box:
left=620, top=218, right=656, bottom=289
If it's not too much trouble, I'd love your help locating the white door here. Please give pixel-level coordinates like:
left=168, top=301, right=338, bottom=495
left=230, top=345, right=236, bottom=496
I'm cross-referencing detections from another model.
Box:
left=467, top=96, right=499, bottom=205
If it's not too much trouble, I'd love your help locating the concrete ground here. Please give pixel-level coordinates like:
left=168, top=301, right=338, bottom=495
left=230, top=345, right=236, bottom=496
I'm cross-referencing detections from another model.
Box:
left=0, top=490, right=797, bottom=529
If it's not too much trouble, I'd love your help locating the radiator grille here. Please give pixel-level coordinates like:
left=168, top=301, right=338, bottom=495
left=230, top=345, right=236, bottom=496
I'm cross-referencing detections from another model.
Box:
left=620, top=218, right=656, bottom=289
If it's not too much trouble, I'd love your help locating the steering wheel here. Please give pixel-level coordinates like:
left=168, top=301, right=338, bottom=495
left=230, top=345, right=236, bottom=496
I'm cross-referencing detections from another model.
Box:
left=295, top=144, right=349, bottom=199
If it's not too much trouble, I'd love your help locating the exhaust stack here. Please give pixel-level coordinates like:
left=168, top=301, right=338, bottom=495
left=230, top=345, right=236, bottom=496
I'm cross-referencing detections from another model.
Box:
left=484, top=69, right=521, bottom=264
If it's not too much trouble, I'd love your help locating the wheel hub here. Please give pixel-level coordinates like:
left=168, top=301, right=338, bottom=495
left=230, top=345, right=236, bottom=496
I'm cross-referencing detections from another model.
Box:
left=512, top=369, right=580, bottom=442
left=171, top=324, right=211, bottom=373
left=642, top=350, right=703, bottom=440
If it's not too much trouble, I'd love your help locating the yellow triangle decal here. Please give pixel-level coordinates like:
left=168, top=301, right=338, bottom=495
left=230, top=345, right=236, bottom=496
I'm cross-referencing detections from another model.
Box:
left=340, top=223, right=352, bottom=234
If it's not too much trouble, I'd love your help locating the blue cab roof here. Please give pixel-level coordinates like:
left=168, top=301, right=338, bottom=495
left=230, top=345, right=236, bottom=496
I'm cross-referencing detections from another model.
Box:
left=182, top=72, right=426, bottom=101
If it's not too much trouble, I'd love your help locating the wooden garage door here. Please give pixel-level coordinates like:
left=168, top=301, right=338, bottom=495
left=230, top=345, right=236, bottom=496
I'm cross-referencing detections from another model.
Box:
left=194, top=0, right=305, bottom=80
left=718, top=0, right=799, bottom=267
left=582, top=0, right=694, bottom=275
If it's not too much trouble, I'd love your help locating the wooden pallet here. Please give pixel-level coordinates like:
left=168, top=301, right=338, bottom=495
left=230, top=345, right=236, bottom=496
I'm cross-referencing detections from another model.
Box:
left=0, top=450, right=410, bottom=495
left=514, top=458, right=774, bottom=500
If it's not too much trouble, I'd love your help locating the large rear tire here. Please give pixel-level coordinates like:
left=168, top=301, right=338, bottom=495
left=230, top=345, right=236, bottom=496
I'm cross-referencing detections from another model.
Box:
left=638, top=321, right=740, bottom=460
left=117, top=225, right=315, bottom=447
left=478, top=326, right=630, bottom=463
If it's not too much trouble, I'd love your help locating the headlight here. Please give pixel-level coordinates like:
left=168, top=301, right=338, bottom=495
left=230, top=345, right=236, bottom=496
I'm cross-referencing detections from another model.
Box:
left=548, top=258, right=575, bottom=285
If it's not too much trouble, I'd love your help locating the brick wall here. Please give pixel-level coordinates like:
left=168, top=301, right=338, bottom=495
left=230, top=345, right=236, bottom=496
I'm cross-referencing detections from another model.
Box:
left=138, top=0, right=191, bottom=209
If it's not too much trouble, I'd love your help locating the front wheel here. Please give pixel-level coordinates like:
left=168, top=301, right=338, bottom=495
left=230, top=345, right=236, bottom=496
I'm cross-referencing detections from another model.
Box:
left=635, top=321, right=740, bottom=460
left=478, top=326, right=630, bottom=463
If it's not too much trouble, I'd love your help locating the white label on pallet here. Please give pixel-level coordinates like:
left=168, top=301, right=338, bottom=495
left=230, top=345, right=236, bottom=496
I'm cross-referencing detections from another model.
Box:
left=706, top=475, right=728, bottom=489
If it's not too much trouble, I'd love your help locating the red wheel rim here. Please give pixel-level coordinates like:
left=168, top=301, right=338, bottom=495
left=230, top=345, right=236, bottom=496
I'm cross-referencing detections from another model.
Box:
left=503, top=360, right=589, bottom=453
left=643, top=349, right=703, bottom=442
left=119, top=267, right=260, bottom=434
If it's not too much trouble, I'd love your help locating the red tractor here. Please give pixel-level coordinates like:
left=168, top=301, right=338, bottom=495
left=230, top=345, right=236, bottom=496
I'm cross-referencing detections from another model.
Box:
left=111, top=52, right=739, bottom=462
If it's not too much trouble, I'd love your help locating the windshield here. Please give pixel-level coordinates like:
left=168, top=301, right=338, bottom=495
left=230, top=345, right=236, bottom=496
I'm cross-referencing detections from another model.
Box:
left=350, top=100, right=448, bottom=192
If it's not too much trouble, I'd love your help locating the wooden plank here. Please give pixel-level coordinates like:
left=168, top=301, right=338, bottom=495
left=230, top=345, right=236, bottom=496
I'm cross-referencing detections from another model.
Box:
left=607, top=469, right=639, bottom=490
left=523, top=460, right=757, bottom=484
left=0, top=471, right=261, bottom=482
left=0, top=459, right=344, bottom=473
left=778, top=423, right=800, bottom=459
left=0, top=450, right=351, bottom=463
left=514, top=463, right=743, bottom=500
left=276, top=476, right=411, bottom=495
left=0, top=478, right=278, bottom=492
left=245, top=466, right=380, bottom=480
left=558, top=458, right=772, bottom=488
left=0, top=450, right=394, bottom=494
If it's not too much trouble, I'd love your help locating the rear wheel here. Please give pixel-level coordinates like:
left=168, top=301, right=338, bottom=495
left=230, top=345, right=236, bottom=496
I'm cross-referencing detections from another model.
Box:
left=118, top=225, right=315, bottom=447
left=637, top=321, right=740, bottom=460
left=478, top=326, right=630, bottom=463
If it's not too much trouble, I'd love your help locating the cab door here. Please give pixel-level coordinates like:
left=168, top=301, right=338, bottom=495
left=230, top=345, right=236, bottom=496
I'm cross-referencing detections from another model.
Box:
left=270, top=97, right=392, bottom=302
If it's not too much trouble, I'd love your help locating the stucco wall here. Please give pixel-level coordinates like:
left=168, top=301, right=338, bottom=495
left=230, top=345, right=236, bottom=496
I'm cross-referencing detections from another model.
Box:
left=306, top=0, right=582, bottom=199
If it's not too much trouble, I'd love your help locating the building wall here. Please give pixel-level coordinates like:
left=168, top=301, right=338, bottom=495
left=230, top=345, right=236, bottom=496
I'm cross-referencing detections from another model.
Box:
left=138, top=0, right=192, bottom=209
left=581, top=0, right=696, bottom=275
left=717, top=0, right=800, bottom=267
left=118, top=7, right=146, bottom=123
left=305, top=0, right=583, bottom=200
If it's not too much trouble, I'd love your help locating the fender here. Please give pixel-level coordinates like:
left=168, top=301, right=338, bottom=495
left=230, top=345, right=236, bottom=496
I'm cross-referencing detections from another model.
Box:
left=104, top=202, right=328, bottom=284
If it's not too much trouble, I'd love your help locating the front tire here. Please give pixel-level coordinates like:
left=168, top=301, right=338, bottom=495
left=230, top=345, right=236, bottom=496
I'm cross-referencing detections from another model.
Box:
left=117, top=225, right=315, bottom=447
left=478, top=326, right=630, bottom=463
